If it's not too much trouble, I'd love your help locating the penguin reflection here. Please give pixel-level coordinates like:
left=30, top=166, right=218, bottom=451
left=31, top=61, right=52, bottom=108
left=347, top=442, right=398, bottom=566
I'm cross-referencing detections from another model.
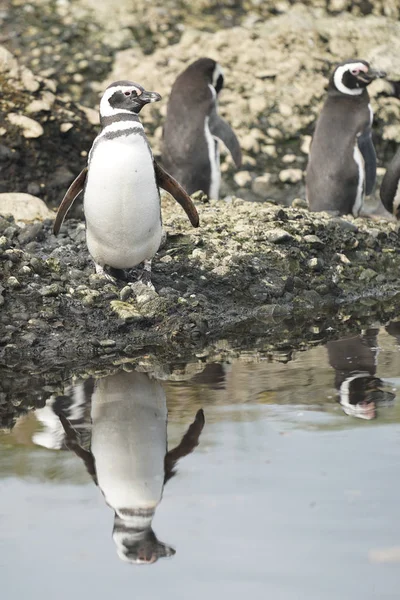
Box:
left=327, top=329, right=395, bottom=419
left=56, top=370, right=205, bottom=564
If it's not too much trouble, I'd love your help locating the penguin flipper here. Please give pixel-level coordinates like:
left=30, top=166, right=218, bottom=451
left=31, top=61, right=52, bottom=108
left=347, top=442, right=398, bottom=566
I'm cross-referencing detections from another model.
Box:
left=380, top=147, right=400, bottom=216
left=357, top=130, right=376, bottom=196
left=208, top=109, right=242, bottom=168
left=53, top=167, right=88, bottom=235
left=58, top=412, right=98, bottom=485
left=164, top=408, right=205, bottom=484
left=154, top=160, right=199, bottom=227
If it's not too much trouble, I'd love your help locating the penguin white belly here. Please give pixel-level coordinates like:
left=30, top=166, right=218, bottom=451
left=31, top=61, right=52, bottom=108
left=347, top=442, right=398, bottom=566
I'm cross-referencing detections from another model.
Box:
left=204, top=116, right=221, bottom=199
left=90, top=372, right=167, bottom=511
left=352, top=143, right=365, bottom=217
left=84, top=135, right=162, bottom=269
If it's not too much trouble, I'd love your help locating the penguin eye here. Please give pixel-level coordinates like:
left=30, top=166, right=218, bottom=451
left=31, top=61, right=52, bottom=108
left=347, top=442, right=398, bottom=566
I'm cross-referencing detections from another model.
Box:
left=124, top=91, right=131, bottom=96
left=351, top=68, right=360, bottom=76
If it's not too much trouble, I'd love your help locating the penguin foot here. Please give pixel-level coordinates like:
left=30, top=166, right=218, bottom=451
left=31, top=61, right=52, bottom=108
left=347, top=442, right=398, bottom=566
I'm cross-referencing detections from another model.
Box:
left=139, top=259, right=155, bottom=290
left=158, top=229, right=167, bottom=251
left=94, top=263, right=116, bottom=282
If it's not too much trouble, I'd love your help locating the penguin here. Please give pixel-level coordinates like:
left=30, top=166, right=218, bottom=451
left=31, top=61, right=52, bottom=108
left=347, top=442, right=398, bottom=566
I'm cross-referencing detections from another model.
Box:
left=327, top=329, right=394, bottom=420
left=53, top=80, right=199, bottom=285
left=52, top=370, right=205, bottom=565
left=380, top=147, right=400, bottom=218
left=306, top=60, right=386, bottom=216
left=161, top=58, right=242, bottom=199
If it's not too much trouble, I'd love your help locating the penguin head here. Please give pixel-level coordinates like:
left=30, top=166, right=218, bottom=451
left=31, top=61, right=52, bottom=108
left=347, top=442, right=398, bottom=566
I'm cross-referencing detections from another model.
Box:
left=330, top=60, right=386, bottom=96
left=113, top=515, right=176, bottom=565
left=99, top=80, right=161, bottom=117
left=177, top=58, right=224, bottom=96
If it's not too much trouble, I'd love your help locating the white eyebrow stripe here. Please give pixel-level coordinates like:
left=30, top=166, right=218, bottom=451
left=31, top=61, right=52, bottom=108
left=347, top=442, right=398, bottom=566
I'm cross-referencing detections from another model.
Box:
left=333, top=63, right=365, bottom=96
left=99, top=85, right=142, bottom=117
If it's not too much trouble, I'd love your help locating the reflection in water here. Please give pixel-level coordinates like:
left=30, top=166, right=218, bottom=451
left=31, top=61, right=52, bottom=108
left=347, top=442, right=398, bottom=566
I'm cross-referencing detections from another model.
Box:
left=34, top=370, right=205, bottom=564
left=327, top=329, right=395, bottom=420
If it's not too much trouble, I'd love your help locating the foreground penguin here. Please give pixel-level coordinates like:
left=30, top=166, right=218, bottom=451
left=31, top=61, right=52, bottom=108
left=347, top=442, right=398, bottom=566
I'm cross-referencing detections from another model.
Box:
left=306, top=60, right=386, bottom=216
left=53, top=80, right=199, bottom=284
left=53, top=370, right=204, bottom=564
left=380, top=147, right=400, bottom=218
left=162, top=58, right=242, bottom=199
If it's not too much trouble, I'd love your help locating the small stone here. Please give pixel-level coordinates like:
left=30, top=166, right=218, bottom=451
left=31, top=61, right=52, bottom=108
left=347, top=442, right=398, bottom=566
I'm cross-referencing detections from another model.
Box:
left=359, top=268, right=378, bottom=281
left=327, top=218, right=358, bottom=232
left=262, top=144, right=277, bottom=157
left=307, top=257, right=324, bottom=271
left=110, top=300, right=142, bottom=323
left=266, top=228, right=294, bottom=243
left=279, top=168, right=303, bottom=184
left=252, top=173, right=273, bottom=197
left=191, top=249, right=207, bottom=260
left=120, top=286, right=133, bottom=301
left=39, top=283, right=62, bottom=296
left=301, top=135, right=312, bottom=155
left=336, top=253, right=351, bottom=265
left=99, top=339, right=116, bottom=347
left=267, top=127, right=283, bottom=140
left=282, top=154, right=297, bottom=164
left=291, top=198, right=308, bottom=209
left=18, top=222, right=44, bottom=244
left=0, top=193, right=54, bottom=222
left=7, top=113, right=44, bottom=138
left=130, top=281, right=159, bottom=305
left=89, top=274, right=110, bottom=289
left=7, top=276, right=21, bottom=289
left=303, top=234, right=324, bottom=248
left=234, top=170, right=253, bottom=187
left=159, top=254, right=173, bottom=263
left=18, top=266, right=32, bottom=275
left=60, top=123, right=74, bottom=133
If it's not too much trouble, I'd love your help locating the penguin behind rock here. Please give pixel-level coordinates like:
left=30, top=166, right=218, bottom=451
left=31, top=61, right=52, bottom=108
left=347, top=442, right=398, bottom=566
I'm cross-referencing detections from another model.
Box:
left=380, top=147, right=400, bottom=218
left=53, top=80, right=199, bottom=285
left=56, top=370, right=205, bottom=565
left=161, top=58, right=242, bottom=200
left=306, top=60, right=386, bottom=216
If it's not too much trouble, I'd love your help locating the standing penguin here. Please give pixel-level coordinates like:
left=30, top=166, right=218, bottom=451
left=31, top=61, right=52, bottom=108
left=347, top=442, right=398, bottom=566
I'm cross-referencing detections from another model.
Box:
left=380, top=147, right=400, bottom=218
left=46, top=370, right=205, bottom=565
left=162, top=58, right=242, bottom=199
left=53, top=80, right=199, bottom=284
left=306, top=60, right=386, bottom=216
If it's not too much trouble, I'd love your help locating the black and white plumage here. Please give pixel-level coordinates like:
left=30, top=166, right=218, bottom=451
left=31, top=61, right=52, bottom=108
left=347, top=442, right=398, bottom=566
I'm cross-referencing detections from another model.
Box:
left=327, top=330, right=394, bottom=420
left=161, top=58, right=242, bottom=199
left=380, top=147, right=400, bottom=218
left=50, top=370, right=205, bottom=565
left=54, top=80, right=199, bottom=284
left=306, top=60, right=386, bottom=216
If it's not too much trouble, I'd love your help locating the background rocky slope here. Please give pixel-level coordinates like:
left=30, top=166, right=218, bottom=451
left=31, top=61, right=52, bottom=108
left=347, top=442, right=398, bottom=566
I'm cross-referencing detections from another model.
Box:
left=1, top=0, right=400, bottom=206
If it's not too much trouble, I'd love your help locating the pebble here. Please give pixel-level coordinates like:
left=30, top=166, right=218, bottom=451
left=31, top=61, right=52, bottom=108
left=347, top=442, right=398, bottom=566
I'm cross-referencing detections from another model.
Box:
left=359, top=268, right=378, bottom=281
left=7, top=276, right=21, bottom=289
left=252, top=173, right=273, bottom=197
left=307, top=257, right=324, bottom=271
left=7, top=114, right=44, bottom=138
left=99, top=339, right=116, bottom=347
left=265, top=228, right=294, bottom=243
left=234, top=170, right=253, bottom=187
left=39, top=283, right=62, bottom=296
left=303, top=234, right=324, bottom=248
left=120, top=286, right=133, bottom=301
left=279, top=168, right=303, bottom=184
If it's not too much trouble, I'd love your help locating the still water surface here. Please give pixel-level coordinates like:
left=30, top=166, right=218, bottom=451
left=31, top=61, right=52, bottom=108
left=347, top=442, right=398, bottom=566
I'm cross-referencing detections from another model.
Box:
left=1, top=326, right=400, bottom=599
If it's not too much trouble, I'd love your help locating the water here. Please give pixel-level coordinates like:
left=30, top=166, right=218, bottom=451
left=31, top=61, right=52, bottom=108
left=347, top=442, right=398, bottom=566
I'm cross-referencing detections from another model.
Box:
left=2, top=325, right=400, bottom=599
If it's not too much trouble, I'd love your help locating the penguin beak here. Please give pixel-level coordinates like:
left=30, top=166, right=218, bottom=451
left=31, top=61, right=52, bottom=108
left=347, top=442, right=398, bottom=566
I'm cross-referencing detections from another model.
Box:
left=137, top=90, right=162, bottom=106
left=358, top=68, right=387, bottom=83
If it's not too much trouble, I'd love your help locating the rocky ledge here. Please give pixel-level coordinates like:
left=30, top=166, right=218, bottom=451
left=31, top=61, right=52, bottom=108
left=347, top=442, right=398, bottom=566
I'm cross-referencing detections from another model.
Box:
left=1, top=196, right=400, bottom=373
